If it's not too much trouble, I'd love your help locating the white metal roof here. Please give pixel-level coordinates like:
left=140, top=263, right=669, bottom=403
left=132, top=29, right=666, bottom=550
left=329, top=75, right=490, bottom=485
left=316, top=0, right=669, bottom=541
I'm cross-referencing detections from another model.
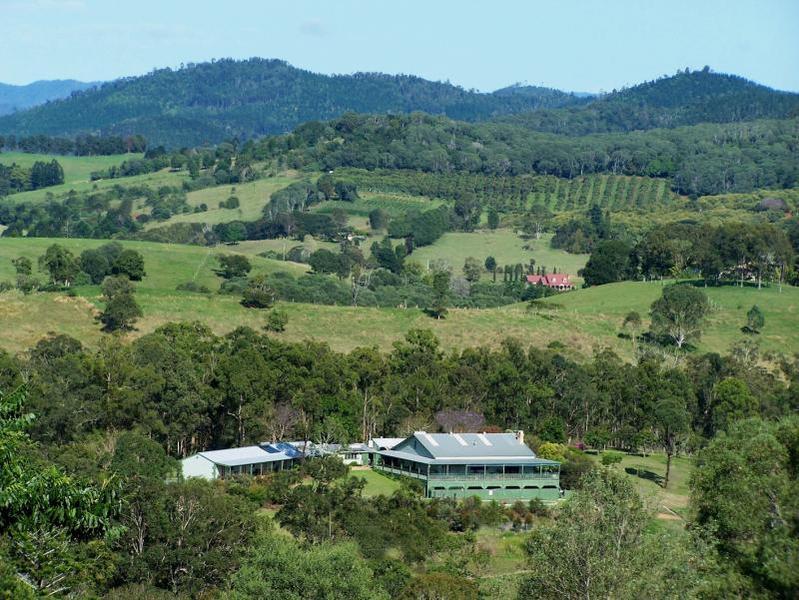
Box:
left=369, top=437, right=405, bottom=450
left=198, top=445, right=296, bottom=467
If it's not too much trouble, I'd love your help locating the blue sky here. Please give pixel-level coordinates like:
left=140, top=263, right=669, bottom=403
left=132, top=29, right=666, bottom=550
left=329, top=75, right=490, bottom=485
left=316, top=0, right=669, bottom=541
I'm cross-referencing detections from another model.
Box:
left=1, top=0, right=797, bottom=92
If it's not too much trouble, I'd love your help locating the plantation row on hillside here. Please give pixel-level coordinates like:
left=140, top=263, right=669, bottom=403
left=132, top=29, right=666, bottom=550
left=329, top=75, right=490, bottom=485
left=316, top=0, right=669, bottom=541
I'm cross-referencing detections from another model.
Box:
left=270, top=113, right=799, bottom=197
left=337, top=168, right=679, bottom=213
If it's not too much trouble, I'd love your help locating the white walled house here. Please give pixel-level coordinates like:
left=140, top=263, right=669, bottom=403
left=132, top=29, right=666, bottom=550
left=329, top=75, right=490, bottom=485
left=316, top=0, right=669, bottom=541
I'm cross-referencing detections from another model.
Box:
left=181, top=442, right=303, bottom=480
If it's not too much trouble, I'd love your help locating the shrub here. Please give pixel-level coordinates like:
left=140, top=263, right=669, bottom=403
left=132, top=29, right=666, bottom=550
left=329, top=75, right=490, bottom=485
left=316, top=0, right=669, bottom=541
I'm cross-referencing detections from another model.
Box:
left=176, top=281, right=211, bottom=294
left=536, top=442, right=567, bottom=462
left=219, top=277, right=249, bottom=295
left=600, top=451, right=624, bottom=467
left=264, top=309, right=288, bottom=332
left=241, top=275, right=276, bottom=309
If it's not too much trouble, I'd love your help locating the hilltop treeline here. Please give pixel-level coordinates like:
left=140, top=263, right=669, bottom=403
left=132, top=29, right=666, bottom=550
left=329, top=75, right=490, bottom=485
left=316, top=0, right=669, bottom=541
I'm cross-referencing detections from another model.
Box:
left=498, top=68, right=799, bottom=135
left=0, top=133, right=147, bottom=155
left=0, top=58, right=583, bottom=146
left=262, top=113, right=799, bottom=197
left=2, top=63, right=797, bottom=148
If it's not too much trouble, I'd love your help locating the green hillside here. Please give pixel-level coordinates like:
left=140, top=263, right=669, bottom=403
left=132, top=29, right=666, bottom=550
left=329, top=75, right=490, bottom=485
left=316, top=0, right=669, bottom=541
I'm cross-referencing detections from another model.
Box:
left=0, top=153, right=188, bottom=205
left=1, top=237, right=796, bottom=359
left=0, top=58, right=581, bottom=146
left=0, top=151, right=147, bottom=202
left=499, top=69, right=799, bottom=134
left=143, top=174, right=301, bottom=230
left=409, top=230, right=588, bottom=282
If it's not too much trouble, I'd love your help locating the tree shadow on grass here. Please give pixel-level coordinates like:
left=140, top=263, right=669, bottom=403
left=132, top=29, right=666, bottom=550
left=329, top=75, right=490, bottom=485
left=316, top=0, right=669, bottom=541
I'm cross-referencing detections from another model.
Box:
left=625, top=466, right=665, bottom=488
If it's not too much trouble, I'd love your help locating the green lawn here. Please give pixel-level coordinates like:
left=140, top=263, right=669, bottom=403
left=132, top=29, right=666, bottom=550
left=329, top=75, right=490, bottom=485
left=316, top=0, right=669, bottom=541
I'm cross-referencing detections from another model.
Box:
left=348, top=468, right=402, bottom=497
left=589, top=451, right=693, bottom=524
left=410, top=230, right=589, bottom=282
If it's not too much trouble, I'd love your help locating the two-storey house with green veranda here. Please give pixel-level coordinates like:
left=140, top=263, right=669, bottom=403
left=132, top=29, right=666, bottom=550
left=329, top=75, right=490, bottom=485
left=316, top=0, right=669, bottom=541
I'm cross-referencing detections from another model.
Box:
left=373, top=431, right=560, bottom=501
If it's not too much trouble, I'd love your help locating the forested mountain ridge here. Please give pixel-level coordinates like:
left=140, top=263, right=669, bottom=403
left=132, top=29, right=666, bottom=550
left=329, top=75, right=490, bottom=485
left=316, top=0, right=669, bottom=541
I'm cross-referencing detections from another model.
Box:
left=0, top=58, right=582, bottom=147
left=499, top=69, right=799, bottom=135
left=1, top=62, right=796, bottom=147
left=0, top=79, right=98, bottom=116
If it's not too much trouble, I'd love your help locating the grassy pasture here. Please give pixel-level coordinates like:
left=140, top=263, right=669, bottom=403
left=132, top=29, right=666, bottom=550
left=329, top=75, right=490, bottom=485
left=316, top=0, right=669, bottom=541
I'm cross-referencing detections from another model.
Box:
left=143, top=173, right=301, bottom=230
left=410, top=230, right=588, bottom=282
left=0, top=151, right=140, bottom=185
left=0, top=152, right=192, bottom=204
left=547, top=279, right=799, bottom=357
left=311, top=192, right=443, bottom=231
left=312, top=191, right=442, bottom=218
left=231, top=236, right=339, bottom=258
left=10, top=168, right=187, bottom=205
left=1, top=238, right=797, bottom=359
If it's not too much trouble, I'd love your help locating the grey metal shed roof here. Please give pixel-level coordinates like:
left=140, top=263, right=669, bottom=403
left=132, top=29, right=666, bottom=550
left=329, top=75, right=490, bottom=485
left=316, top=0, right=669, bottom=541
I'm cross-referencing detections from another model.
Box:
left=411, top=432, right=538, bottom=459
left=377, top=432, right=560, bottom=465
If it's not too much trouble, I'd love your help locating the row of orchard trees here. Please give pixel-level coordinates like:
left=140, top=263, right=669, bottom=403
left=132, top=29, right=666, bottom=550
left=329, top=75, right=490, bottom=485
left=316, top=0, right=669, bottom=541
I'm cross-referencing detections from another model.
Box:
left=264, top=112, right=799, bottom=197
left=338, top=168, right=675, bottom=213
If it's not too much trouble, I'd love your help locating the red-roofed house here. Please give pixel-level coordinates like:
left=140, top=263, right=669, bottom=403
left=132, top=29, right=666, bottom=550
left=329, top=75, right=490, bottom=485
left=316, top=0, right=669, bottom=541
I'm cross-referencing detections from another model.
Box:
left=526, top=273, right=574, bottom=290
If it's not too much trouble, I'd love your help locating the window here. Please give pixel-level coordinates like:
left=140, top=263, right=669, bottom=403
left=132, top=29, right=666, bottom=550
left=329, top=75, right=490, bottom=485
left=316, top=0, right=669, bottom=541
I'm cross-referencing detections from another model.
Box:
left=504, top=465, right=521, bottom=474
left=468, top=465, right=485, bottom=476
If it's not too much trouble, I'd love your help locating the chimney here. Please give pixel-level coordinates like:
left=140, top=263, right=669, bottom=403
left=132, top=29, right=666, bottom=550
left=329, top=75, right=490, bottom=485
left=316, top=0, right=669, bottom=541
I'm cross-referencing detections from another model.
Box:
left=515, top=430, right=524, bottom=444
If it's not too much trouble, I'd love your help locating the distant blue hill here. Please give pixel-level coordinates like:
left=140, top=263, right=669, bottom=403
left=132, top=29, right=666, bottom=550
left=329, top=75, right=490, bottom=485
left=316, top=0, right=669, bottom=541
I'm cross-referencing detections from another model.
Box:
left=0, top=79, right=100, bottom=116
